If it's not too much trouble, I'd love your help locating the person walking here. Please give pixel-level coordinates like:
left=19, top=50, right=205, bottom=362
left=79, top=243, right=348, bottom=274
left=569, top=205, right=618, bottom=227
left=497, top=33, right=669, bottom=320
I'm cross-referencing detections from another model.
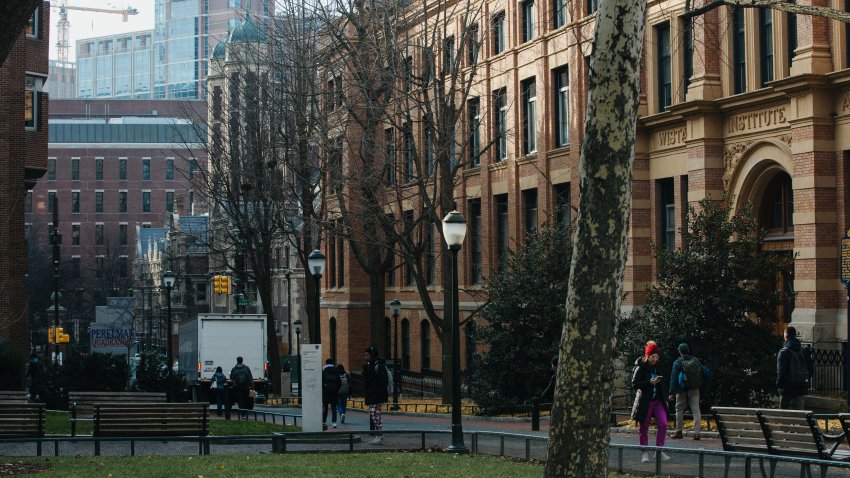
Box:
left=363, top=345, right=389, bottom=445
left=322, top=358, right=341, bottom=428
left=776, top=326, right=814, bottom=410
left=632, top=341, right=670, bottom=463
left=230, top=356, right=254, bottom=419
left=210, top=366, right=227, bottom=417
left=668, top=343, right=702, bottom=440
left=538, top=356, right=558, bottom=402
left=336, top=364, right=350, bottom=424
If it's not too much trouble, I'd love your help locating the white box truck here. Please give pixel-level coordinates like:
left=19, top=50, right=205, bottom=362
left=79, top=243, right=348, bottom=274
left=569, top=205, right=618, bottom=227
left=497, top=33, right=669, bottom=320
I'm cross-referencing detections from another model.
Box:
left=179, top=314, right=267, bottom=384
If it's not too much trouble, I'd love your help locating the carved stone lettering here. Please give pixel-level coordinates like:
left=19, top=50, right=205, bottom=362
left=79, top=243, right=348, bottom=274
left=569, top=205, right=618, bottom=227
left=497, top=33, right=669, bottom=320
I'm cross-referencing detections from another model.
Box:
left=656, top=127, right=686, bottom=148
left=727, top=107, right=787, bottom=134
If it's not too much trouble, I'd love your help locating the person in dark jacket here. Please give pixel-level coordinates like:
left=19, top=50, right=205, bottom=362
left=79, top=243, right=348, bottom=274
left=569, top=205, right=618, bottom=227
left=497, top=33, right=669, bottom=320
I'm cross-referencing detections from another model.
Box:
left=230, top=356, right=254, bottom=419
left=336, top=364, right=351, bottom=423
left=363, top=345, right=389, bottom=444
left=322, top=358, right=341, bottom=428
left=632, top=341, right=669, bottom=463
left=776, top=326, right=814, bottom=410
left=538, top=356, right=558, bottom=402
left=667, top=343, right=701, bottom=440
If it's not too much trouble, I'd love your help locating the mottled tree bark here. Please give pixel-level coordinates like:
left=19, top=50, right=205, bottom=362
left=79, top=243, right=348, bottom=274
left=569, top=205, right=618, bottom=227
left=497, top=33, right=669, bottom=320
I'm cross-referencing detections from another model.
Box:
left=544, top=0, right=647, bottom=475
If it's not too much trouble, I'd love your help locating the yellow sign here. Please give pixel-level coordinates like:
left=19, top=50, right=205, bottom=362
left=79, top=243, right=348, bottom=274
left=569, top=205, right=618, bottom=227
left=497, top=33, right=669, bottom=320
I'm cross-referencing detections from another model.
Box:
left=841, top=237, right=850, bottom=285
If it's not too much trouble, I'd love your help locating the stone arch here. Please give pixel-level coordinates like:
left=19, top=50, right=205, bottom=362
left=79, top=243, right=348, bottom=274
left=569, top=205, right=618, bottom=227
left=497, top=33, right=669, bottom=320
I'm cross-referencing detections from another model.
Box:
left=726, top=139, right=793, bottom=216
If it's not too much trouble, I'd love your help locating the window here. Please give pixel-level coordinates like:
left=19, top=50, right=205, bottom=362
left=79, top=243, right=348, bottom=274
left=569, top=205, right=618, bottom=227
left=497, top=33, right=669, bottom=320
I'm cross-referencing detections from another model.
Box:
left=467, top=25, right=479, bottom=64
left=443, top=36, right=455, bottom=74
left=326, top=78, right=336, bottom=112
left=72, top=257, right=81, bottom=278
left=401, top=319, right=410, bottom=369
left=330, top=318, right=337, bottom=363
left=166, top=158, right=174, bottom=180
left=495, top=194, right=509, bottom=265
left=96, top=256, right=105, bottom=278
left=119, top=256, right=128, bottom=278
left=683, top=17, right=694, bottom=94
left=25, top=76, right=39, bottom=129
left=426, top=226, right=435, bottom=285
left=469, top=198, right=482, bottom=283
left=96, top=158, right=103, bottom=180
left=524, top=189, right=538, bottom=235
left=119, top=158, right=127, bottom=180
left=119, top=224, right=128, bottom=245
left=587, top=0, right=598, bottom=14
left=404, top=123, right=414, bottom=182
left=166, top=191, right=174, bottom=212
left=71, top=191, right=80, bottom=213
left=384, top=318, right=391, bottom=361
left=189, top=158, right=197, bottom=179
left=554, top=0, right=566, bottom=28
left=195, top=282, right=207, bottom=303
left=95, top=191, right=103, bottom=213
left=72, top=224, right=80, bottom=246
left=424, top=124, right=434, bottom=177
left=494, top=88, right=507, bottom=161
left=405, top=211, right=415, bottom=285
left=657, top=22, right=672, bottom=110
left=554, top=67, right=570, bottom=147
left=469, top=98, right=481, bottom=166
left=387, top=251, right=395, bottom=286
left=48, top=191, right=56, bottom=213
left=142, top=158, right=151, bottom=180
left=659, top=178, right=675, bottom=250
left=119, top=191, right=127, bottom=212
left=493, top=12, right=506, bottom=55
left=522, top=0, right=535, bottom=43
left=26, top=6, right=39, bottom=37
left=385, top=128, right=396, bottom=184
left=404, top=56, right=413, bottom=92
left=555, top=183, right=572, bottom=229
left=70, top=158, right=80, bottom=180
left=47, top=158, right=55, bottom=180
left=762, top=173, right=794, bottom=232
left=337, top=236, right=345, bottom=287
left=759, top=8, right=774, bottom=86
left=213, top=86, right=222, bottom=120
left=25, top=192, right=32, bottom=213
left=522, top=78, right=537, bottom=154
left=420, top=320, right=431, bottom=369
left=733, top=8, right=747, bottom=94
left=788, top=11, right=797, bottom=69
left=95, top=224, right=104, bottom=245
left=142, top=191, right=150, bottom=212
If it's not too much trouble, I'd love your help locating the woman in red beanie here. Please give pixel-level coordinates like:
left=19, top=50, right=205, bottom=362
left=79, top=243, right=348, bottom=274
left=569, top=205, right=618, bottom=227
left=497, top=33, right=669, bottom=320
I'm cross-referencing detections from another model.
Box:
left=631, top=340, right=670, bottom=463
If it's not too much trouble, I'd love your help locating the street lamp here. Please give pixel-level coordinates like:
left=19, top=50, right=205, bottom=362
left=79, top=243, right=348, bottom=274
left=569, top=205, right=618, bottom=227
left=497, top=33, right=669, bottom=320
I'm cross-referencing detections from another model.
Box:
left=307, top=250, right=326, bottom=344
left=442, top=210, right=468, bottom=453
left=162, top=270, right=176, bottom=396
left=294, top=319, right=302, bottom=404
left=389, top=299, right=401, bottom=410
left=285, top=268, right=292, bottom=354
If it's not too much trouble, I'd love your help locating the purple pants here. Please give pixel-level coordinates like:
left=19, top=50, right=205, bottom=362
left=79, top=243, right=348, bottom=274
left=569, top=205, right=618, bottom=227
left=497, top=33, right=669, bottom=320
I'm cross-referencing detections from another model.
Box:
left=639, top=399, right=667, bottom=446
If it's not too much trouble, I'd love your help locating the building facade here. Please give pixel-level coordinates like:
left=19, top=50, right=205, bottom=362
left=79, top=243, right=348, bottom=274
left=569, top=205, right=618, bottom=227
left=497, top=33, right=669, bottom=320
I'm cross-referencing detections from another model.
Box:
left=0, top=2, right=49, bottom=352
left=46, top=60, right=76, bottom=99
left=76, top=30, right=153, bottom=99
left=322, top=0, right=850, bottom=374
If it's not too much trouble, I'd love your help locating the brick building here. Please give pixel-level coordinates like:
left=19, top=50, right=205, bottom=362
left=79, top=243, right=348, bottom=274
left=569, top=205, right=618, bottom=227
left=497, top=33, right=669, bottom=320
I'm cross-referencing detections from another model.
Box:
left=322, top=0, right=850, bottom=373
left=0, top=2, right=49, bottom=352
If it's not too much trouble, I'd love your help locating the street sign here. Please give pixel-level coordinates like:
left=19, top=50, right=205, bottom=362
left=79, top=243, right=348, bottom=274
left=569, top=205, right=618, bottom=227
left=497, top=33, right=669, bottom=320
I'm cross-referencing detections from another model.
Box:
left=842, top=229, right=850, bottom=285
left=237, top=299, right=252, bottom=306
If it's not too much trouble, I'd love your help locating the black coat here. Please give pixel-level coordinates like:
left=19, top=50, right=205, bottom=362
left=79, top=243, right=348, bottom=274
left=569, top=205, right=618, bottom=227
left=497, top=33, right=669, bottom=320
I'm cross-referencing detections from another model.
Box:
left=322, top=366, right=342, bottom=402
left=363, top=358, right=389, bottom=405
left=776, top=338, right=813, bottom=397
left=631, top=357, right=667, bottom=424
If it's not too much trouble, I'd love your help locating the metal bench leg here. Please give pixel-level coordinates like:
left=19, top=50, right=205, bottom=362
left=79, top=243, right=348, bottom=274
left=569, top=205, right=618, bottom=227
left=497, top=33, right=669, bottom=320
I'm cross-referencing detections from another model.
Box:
left=769, top=459, right=777, bottom=478
left=95, top=439, right=100, bottom=456
left=723, top=456, right=731, bottom=478
left=36, top=441, right=41, bottom=457
left=818, top=465, right=828, bottom=478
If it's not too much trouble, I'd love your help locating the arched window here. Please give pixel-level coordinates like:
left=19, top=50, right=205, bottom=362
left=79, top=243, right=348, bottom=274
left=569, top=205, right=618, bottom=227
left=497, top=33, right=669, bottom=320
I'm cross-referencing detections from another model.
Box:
left=758, top=172, right=793, bottom=235
left=401, top=319, right=410, bottom=370
left=420, top=320, right=431, bottom=370
left=329, top=317, right=337, bottom=363
left=384, top=317, right=392, bottom=360
left=465, top=321, right=476, bottom=369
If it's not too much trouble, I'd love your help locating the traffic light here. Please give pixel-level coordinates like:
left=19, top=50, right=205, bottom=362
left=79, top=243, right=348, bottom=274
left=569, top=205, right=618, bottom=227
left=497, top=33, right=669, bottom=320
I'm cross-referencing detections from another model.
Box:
left=213, top=275, right=223, bottom=294
left=56, top=327, right=70, bottom=343
left=223, top=276, right=231, bottom=295
left=48, top=327, right=55, bottom=344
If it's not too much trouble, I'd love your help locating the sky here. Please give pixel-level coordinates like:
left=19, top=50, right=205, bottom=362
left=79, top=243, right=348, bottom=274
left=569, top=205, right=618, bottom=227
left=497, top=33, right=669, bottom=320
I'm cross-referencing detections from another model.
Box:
left=48, top=0, right=155, bottom=62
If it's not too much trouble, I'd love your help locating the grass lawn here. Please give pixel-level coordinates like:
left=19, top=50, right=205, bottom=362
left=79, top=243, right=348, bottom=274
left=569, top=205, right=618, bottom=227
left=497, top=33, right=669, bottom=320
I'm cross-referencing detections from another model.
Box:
left=45, top=411, right=298, bottom=436
left=0, top=453, right=545, bottom=477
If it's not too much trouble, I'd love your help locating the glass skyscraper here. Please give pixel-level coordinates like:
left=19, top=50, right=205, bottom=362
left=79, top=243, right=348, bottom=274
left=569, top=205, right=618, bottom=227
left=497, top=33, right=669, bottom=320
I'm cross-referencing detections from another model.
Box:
left=76, top=31, right=153, bottom=99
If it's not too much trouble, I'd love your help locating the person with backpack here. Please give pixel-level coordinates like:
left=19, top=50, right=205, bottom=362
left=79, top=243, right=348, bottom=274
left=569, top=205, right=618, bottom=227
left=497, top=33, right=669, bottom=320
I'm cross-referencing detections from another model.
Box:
left=322, top=358, right=342, bottom=428
left=776, top=326, right=814, bottom=410
left=631, top=341, right=670, bottom=463
left=336, top=364, right=351, bottom=424
left=668, top=343, right=702, bottom=440
left=230, top=356, right=254, bottom=419
left=363, top=345, right=389, bottom=444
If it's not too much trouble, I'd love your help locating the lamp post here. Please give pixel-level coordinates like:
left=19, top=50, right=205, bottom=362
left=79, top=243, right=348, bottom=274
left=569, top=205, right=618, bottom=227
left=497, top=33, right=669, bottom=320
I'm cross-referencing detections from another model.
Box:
left=162, top=271, right=176, bottom=389
left=389, top=299, right=401, bottom=410
left=285, top=268, right=292, bottom=354
left=307, top=250, right=326, bottom=344
left=442, top=210, right=468, bottom=453
left=294, top=319, right=302, bottom=404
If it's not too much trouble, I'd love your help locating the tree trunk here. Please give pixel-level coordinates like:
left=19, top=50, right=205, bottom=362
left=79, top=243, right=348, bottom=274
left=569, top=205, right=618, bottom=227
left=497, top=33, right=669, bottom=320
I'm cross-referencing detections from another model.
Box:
left=544, top=0, right=647, bottom=475
left=369, top=269, right=387, bottom=354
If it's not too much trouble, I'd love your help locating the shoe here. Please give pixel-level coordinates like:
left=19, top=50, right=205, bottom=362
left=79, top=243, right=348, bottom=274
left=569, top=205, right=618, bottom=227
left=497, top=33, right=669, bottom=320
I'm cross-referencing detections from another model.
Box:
left=659, top=452, right=671, bottom=461
left=693, top=434, right=701, bottom=441
left=641, top=452, right=649, bottom=463
left=332, top=422, right=337, bottom=428
left=369, top=436, right=384, bottom=445
left=341, top=414, right=345, bottom=424
left=670, top=431, right=683, bottom=439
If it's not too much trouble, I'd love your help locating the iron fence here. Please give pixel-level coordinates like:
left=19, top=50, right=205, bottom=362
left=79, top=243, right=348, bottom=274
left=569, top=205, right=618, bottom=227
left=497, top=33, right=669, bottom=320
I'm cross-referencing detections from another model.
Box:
left=809, top=345, right=846, bottom=397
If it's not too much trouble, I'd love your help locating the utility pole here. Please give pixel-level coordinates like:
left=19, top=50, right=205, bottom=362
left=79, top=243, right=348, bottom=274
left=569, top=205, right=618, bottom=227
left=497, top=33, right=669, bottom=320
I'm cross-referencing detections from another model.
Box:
left=50, top=194, right=62, bottom=363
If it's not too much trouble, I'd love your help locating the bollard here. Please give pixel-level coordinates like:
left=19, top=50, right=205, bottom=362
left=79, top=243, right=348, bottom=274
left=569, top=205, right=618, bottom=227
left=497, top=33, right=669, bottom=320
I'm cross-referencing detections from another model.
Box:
left=531, top=398, right=540, bottom=431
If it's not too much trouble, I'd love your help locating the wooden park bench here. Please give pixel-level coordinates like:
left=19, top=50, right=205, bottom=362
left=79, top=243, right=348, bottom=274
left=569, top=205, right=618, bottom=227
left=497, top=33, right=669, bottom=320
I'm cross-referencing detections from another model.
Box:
left=0, top=403, right=45, bottom=455
left=713, top=407, right=772, bottom=478
left=92, top=402, right=210, bottom=455
left=69, top=391, right=166, bottom=436
left=0, top=390, right=28, bottom=403
left=757, top=409, right=850, bottom=478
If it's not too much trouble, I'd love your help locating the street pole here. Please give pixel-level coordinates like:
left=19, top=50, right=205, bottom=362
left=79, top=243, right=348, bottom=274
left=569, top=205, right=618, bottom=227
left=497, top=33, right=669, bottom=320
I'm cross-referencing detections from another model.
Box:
left=286, top=269, right=292, bottom=355
left=307, top=250, right=326, bottom=344
left=442, top=210, right=468, bottom=454
left=846, top=286, right=849, bottom=411
left=51, top=194, right=60, bottom=364
left=163, top=271, right=176, bottom=401
left=390, top=299, right=401, bottom=410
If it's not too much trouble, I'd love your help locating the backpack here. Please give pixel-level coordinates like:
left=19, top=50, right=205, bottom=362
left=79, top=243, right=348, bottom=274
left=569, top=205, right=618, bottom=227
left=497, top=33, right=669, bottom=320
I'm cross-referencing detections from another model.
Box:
left=234, top=366, right=251, bottom=387
left=699, top=364, right=712, bottom=395
left=678, top=357, right=703, bottom=390
left=376, top=362, right=394, bottom=395
left=338, top=373, right=350, bottom=396
left=784, top=348, right=810, bottom=387
left=322, top=368, right=341, bottom=394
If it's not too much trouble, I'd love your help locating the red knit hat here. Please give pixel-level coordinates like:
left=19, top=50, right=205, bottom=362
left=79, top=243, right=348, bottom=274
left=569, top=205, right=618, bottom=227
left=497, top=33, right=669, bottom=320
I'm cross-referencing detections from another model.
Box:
left=644, top=341, right=660, bottom=357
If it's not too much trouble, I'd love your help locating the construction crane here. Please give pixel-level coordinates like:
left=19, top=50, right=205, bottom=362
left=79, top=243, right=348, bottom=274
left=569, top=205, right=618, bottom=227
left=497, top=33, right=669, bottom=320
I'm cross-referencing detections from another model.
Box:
left=51, top=1, right=139, bottom=63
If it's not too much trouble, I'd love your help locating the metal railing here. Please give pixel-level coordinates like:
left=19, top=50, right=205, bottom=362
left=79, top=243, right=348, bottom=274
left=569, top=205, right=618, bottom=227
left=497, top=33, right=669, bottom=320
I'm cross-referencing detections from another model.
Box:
left=809, top=346, right=846, bottom=397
